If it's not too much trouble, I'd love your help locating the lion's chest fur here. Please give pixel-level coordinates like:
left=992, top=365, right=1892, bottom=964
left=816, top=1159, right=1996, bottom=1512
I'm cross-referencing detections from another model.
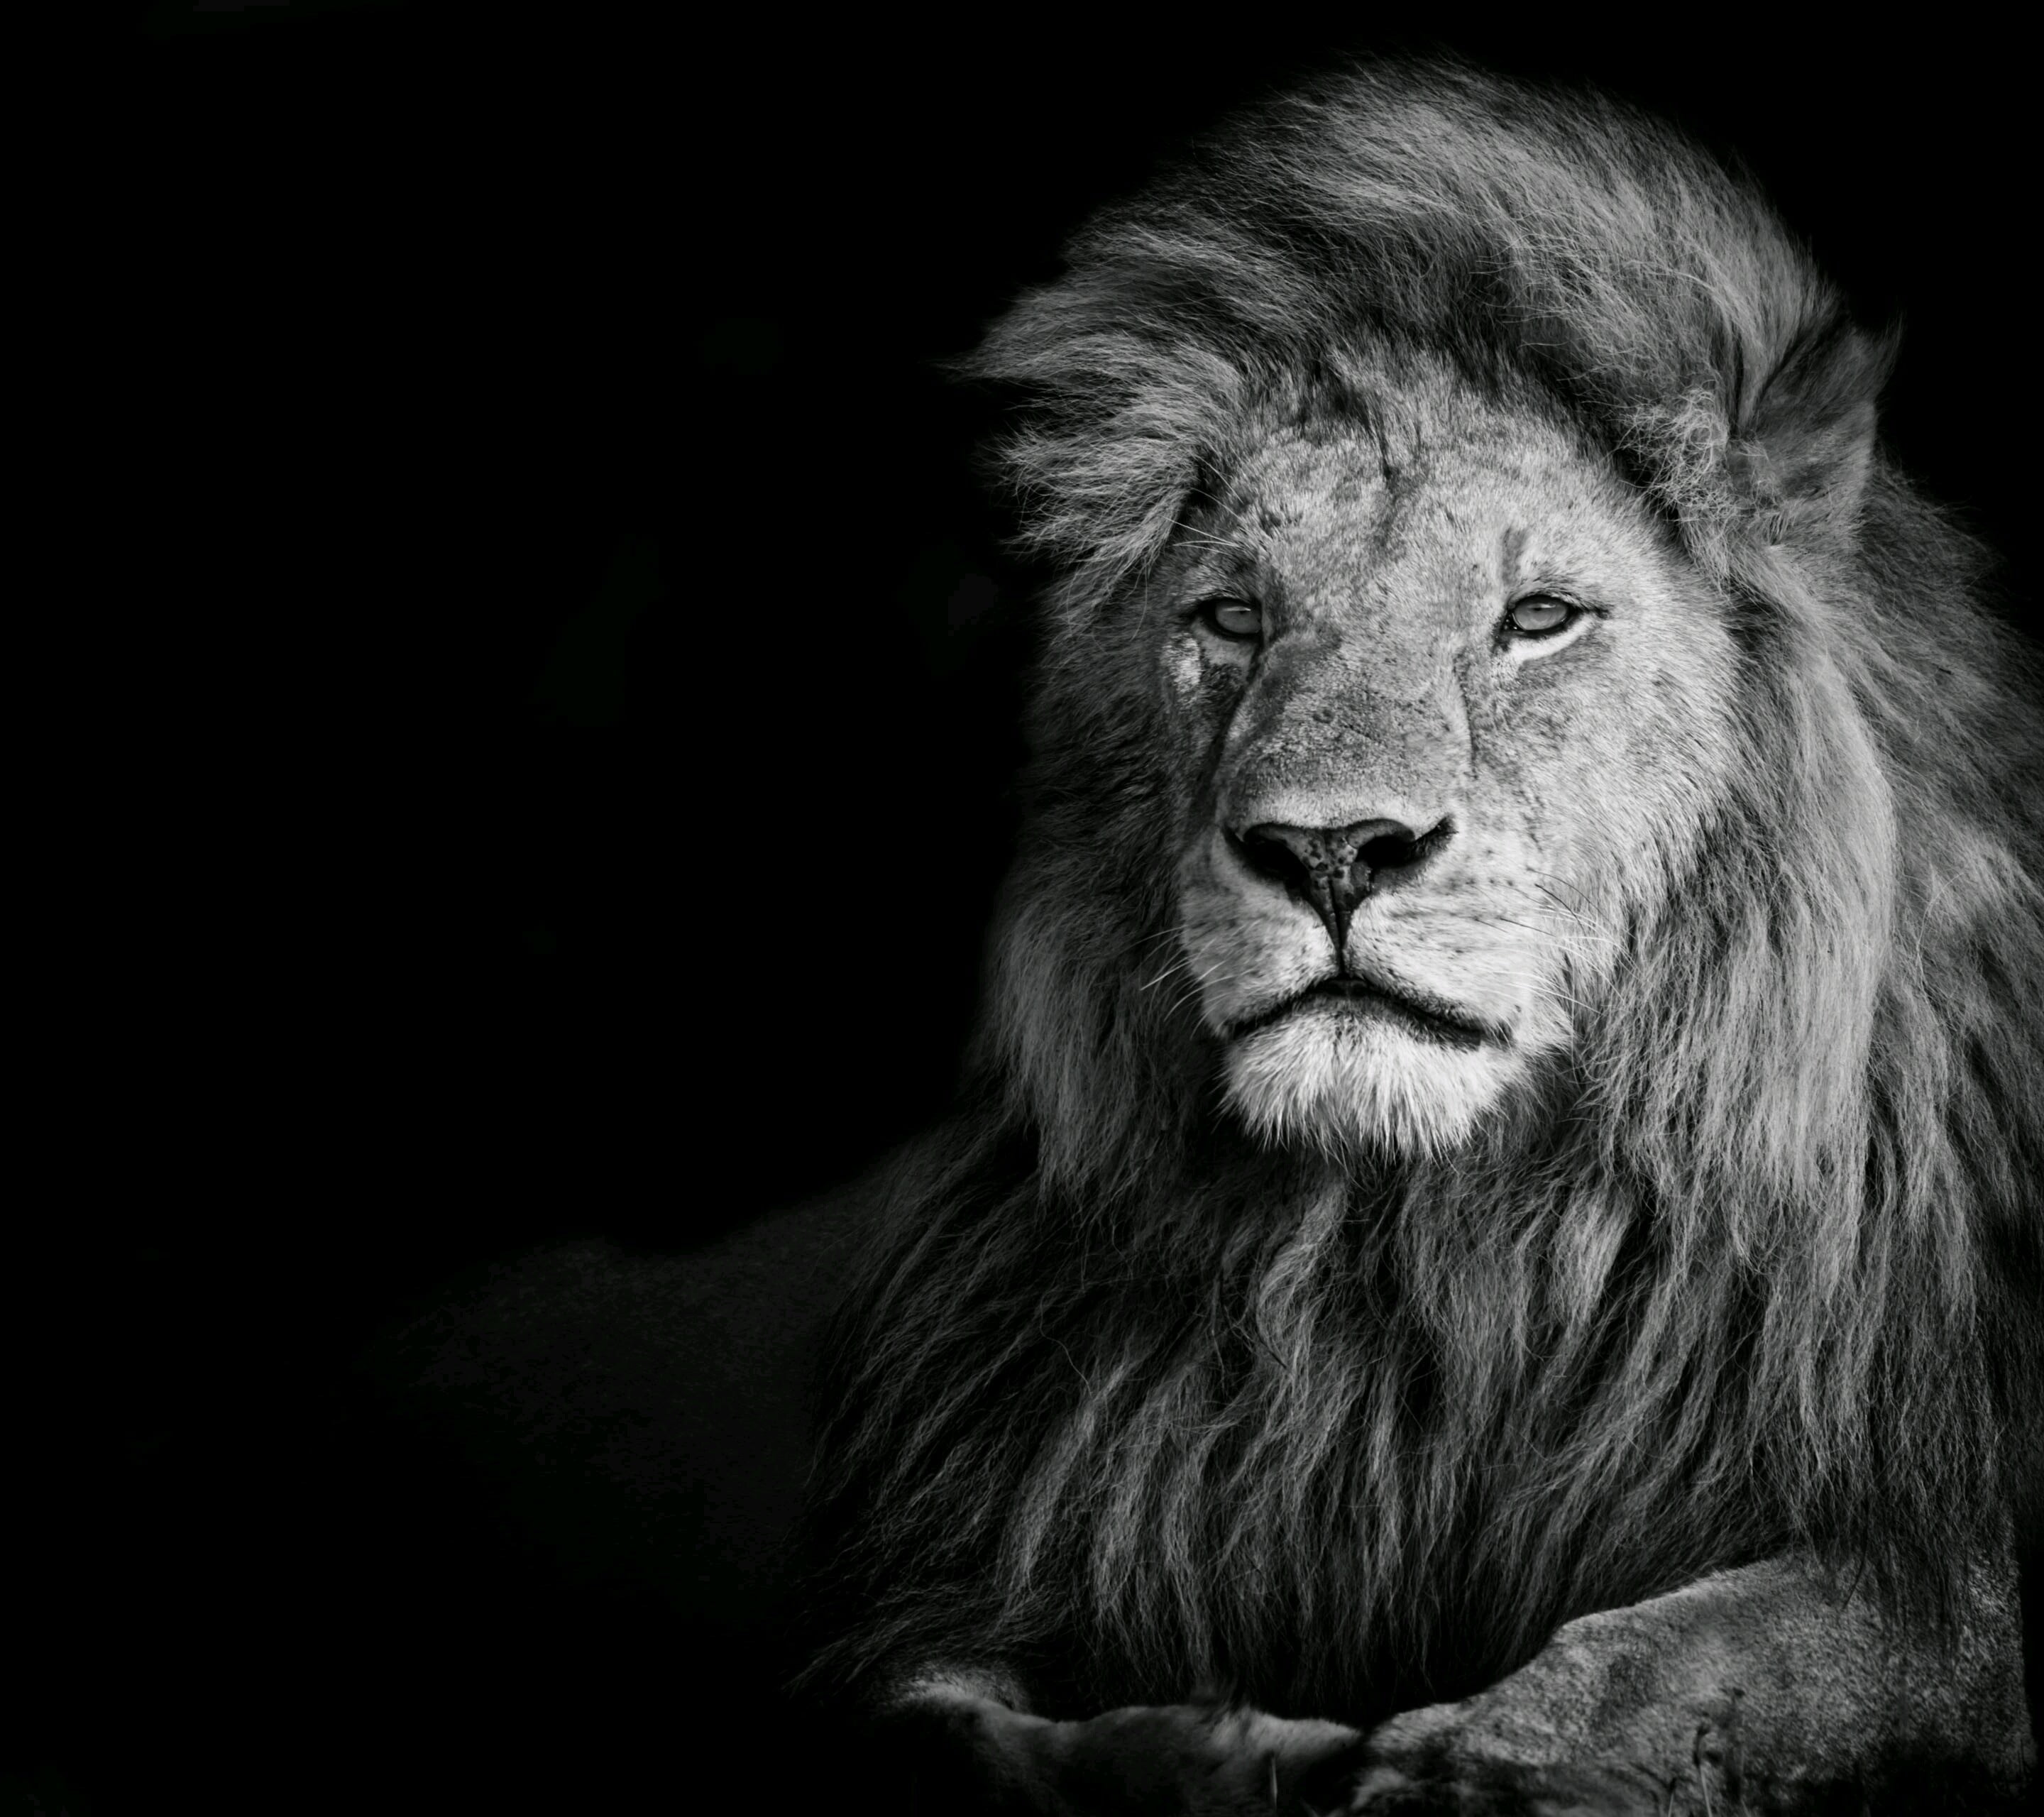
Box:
left=819, top=1156, right=1780, bottom=1720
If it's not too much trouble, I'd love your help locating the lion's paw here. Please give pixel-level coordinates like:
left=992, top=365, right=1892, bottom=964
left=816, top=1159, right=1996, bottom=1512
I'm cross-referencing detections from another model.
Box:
left=915, top=1690, right=1364, bottom=1816
left=1042, top=1702, right=1365, bottom=1816
left=1296, top=1720, right=1708, bottom=1816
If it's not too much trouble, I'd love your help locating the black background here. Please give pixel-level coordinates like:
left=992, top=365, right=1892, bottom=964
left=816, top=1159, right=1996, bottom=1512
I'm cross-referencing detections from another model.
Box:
left=13, top=6, right=2035, bottom=1813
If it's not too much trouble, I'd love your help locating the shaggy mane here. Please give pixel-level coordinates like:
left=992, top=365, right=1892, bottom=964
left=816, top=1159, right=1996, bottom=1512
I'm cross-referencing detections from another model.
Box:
left=798, top=59, right=2044, bottom=1725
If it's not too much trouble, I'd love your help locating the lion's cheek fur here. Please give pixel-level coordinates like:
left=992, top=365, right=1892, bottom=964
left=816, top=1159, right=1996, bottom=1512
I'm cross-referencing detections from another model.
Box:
left=1173, top=833, right=1327, bottom=1030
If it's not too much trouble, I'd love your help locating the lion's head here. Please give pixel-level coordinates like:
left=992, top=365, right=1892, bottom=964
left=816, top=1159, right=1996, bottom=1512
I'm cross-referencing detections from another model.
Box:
left=803, top=60, right=2044, bottom=1720
left=965, top=62, right=1968, bottom=1202
left=1155, top=357, right=1738, bottom=1158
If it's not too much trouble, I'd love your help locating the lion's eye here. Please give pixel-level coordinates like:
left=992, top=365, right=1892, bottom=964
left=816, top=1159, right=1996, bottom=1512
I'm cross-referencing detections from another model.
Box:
left=1504, top=596, right=1575, bottom=637
left=1199, top=598, right=1263, bottom=641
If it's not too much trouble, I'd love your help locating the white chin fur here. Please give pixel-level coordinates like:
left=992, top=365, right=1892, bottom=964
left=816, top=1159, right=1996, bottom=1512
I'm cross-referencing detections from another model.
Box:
left=1224, top=1000, right=1521, bottom=1159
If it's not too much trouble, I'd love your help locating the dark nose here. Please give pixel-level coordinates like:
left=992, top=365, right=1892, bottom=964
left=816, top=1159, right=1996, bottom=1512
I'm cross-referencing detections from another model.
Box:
left=1232, top=816, right=1451, bottom=953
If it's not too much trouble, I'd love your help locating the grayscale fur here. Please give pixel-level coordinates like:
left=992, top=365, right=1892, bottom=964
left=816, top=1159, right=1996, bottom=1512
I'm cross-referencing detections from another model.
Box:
left=796, top=59, right=2044, bottom=1723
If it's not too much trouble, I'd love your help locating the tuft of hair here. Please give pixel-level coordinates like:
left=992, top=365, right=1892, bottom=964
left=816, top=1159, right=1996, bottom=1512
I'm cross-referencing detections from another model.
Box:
left=796, top=59, right=2044, bottom=1725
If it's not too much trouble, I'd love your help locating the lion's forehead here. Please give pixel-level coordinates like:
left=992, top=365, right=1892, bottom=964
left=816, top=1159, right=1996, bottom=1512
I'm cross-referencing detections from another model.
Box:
left=1214, top=400, right=1641, bottom=624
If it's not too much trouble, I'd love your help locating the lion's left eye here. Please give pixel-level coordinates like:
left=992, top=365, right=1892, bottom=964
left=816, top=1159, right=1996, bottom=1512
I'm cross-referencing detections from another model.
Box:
left=1504, top=596, right=1576, bottom=637
left=1199, top=598, right=1264, bottom=641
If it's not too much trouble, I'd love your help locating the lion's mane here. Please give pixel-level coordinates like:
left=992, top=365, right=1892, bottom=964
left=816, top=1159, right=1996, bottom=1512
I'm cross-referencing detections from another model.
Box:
left=798, top=61, right=2044, bottom=1724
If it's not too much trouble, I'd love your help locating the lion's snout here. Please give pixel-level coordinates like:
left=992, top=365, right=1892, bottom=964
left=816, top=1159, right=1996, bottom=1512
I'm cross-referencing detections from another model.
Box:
left=1229, top=813, right=1455, bottom=953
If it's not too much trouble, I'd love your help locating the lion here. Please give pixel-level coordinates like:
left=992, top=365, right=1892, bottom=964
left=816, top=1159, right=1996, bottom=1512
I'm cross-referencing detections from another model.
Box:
left=410, top=56, right=2043, bottom=1816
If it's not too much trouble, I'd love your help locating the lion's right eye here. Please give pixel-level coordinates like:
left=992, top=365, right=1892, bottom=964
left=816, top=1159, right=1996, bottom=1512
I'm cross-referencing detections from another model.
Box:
left=1503, top=595, right=1577, bottom=637
left=1199, top=598, right=1263, bottom=641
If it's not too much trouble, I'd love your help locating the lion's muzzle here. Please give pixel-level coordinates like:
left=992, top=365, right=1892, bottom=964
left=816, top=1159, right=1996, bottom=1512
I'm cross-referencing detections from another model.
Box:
left=1230, top=814, right=1455, bottom=953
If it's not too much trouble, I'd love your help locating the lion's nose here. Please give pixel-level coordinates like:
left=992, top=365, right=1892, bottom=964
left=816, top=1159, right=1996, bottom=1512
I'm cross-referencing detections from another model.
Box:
left=1232, top=817, right=1450, bottom=951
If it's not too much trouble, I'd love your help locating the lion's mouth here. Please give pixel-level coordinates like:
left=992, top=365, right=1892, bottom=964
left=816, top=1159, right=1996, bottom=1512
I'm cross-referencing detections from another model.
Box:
left=1231, top=973, right=1498, bottom=1049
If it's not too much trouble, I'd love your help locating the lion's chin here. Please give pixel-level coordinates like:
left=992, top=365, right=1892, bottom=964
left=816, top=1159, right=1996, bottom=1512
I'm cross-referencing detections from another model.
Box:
left=1224, top=997, right=1520, bottom=1160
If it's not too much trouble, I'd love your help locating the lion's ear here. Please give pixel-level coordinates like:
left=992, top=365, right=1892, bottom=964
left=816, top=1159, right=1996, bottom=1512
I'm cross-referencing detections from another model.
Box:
left=1727, top=319, right=1896, bottom=547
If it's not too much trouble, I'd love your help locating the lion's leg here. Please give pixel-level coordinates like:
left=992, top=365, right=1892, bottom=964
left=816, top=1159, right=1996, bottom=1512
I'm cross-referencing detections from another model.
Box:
left=884, top=1669, right=1361, bottom=1816
left=1317, top=1554, right=2034, bottom=1813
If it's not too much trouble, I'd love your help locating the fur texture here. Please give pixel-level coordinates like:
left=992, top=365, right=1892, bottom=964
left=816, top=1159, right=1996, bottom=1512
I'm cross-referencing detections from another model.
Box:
left=795, top=59, right=2044, bottom=1736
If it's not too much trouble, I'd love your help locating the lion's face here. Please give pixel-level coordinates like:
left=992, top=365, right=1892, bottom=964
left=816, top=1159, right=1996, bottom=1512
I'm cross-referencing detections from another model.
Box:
left=1158, top=368, right=1741, bottom=1156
